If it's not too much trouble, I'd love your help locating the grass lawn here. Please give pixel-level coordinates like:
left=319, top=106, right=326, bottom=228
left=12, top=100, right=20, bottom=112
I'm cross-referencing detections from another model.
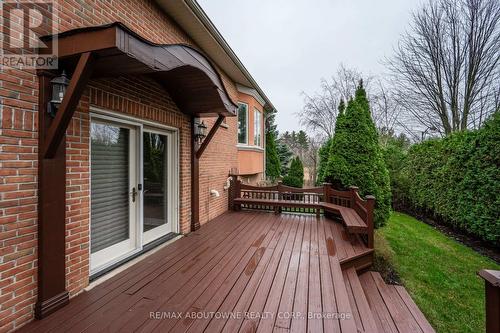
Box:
left=376, top=212, right=500, bottom=333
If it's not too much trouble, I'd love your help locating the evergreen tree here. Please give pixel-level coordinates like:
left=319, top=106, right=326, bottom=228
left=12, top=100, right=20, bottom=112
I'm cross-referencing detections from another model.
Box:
left=265, top=130, right=281, bottom=181
left=324, top=81, right=391, bottom=227
left=316, top=137, right=332, bottom=184
left=282, top=156, right=304, bottom=188
left=264, top=109, right=281, bottom=182
left=277, top=141, right=293, bottom=175
left=317, top=99, right=346, bottom=184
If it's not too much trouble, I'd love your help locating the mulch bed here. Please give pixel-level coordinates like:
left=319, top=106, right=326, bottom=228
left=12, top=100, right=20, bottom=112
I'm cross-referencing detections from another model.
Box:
left=373, top=252, right=402, bottom=285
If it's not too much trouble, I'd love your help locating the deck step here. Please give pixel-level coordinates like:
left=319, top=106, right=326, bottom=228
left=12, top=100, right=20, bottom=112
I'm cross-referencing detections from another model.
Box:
left=358, top=271, right=435, bottom=333
left=343, top=267, right=379, bottom=333
left=328, top=220, right=373, bottom=270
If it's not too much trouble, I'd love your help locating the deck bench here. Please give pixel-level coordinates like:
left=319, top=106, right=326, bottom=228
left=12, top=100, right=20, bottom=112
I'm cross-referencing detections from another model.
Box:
left=321, top=202, right=368, bottom=234
left=229, top=179, right=375, bottom=248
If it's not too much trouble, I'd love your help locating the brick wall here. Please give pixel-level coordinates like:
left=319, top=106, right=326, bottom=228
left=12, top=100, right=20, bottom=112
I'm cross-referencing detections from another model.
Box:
left=0, top=68, right=39, bottom=332
left=0, top=0, right=239, bottom=331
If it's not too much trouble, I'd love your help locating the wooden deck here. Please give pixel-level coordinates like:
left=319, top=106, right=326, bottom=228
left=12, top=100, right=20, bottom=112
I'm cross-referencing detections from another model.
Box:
left=20, top=211, right=433, bottom=333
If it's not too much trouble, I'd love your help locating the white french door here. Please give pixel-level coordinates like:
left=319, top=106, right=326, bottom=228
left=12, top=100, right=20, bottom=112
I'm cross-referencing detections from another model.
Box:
left=89, top=112, right=178, bottom=274
left=90, top=119, right=139, bottom=273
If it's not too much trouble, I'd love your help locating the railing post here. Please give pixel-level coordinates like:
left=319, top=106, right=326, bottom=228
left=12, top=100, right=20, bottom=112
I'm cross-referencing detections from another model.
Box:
left=229, top=175, right=241, bottom=211
left=322, top=183, right=332, bottom=218
left=349, top=186, right=359, bottom=208
left=365, top=195, right=375, bottom=249
left=478, top=270, right=500, bottom=333
left=276, top=181, right=283, bottom=214
left=322, top=183, right=331, bottom=203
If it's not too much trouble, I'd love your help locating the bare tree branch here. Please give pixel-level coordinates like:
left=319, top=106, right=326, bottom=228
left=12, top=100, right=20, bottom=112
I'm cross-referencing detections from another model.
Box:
left=297, top=64, right=370, bottom=138
left=387, top=0, right=500, bottom=134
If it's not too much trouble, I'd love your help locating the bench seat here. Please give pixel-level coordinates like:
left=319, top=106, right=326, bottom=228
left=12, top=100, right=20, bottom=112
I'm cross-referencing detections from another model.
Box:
left=233, top=197, right=367, bottom=234
left=321, top=202, right=367, bottom=234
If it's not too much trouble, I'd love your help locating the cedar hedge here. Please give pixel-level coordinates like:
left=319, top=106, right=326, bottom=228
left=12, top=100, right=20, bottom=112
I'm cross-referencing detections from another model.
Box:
left=394, top=112, right=500, bottom=246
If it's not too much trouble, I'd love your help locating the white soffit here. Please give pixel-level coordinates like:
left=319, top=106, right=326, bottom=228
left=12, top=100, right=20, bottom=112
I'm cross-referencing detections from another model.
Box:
left=236, top=84, right=266, bottom=107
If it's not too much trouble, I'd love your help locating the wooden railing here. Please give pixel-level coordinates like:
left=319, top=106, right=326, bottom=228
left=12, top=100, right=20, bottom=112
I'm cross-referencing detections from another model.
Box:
left=228, top=176, right=375, bottom=248
left=235, top=181, right=324, bottom=214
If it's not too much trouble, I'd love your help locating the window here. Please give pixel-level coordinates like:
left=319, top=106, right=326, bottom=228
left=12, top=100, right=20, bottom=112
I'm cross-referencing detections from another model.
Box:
left=237, top=102, right=248, bottom=144
left=254, top=109, right=262, bottom=146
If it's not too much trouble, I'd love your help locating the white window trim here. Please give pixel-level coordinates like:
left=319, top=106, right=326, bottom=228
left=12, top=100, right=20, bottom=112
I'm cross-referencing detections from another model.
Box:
left=237, top=102, right=249, bottom=145
left=237, top=144, right=264, bottom=152
left=253, top=108, right=262, bottom=147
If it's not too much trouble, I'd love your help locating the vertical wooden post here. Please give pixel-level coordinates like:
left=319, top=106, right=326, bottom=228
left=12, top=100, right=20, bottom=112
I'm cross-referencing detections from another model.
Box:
left=322, top=183, right=331, bottom=218
left=276, top=181, right=283, bottom=214
left=228, top=175, right=241, bottom=211
left=36, top=52, right=95, bottom=318
left=192, top=115, right=225, bottom=231
left=36, top=71, right=69, bottom=318
left=349, top=186, right=359, bottom=208
left=365, top=195, right=375, bottom=249
left=479, top=270, right=500, bottom=333
left=191, top=116, right=200, bottom=231
left=322, top=183, right=331, bottom=203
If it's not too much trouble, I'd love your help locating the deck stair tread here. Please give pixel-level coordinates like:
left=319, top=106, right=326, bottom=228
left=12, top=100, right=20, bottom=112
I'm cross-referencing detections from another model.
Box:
left=358, top=271, right=435, bottom=333
left=343, top=267, right=379, bottom=333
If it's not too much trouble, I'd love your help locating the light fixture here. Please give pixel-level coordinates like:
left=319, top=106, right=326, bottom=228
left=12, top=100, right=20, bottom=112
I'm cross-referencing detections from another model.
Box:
left=194, top=119, right=207, bottom=144
left=48, top=70, right=70, bottom=117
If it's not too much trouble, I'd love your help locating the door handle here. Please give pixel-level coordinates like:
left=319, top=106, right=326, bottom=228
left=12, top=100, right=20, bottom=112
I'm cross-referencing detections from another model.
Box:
left=131, top=187, right=138, bottom=202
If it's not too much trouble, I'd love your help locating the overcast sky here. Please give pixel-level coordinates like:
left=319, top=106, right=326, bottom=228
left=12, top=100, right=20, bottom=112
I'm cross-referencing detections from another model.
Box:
left=198, top=0, right=424, bottom=133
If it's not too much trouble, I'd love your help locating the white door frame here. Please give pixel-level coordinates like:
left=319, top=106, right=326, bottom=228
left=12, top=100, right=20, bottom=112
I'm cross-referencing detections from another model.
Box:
left=89, top=107, right=180, bottom=274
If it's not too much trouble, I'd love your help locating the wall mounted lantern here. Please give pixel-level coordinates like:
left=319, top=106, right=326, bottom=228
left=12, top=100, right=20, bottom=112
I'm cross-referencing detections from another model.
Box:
left=48, top=70, right=70, bottom=117
left=194, top=119, right=207, bottom=144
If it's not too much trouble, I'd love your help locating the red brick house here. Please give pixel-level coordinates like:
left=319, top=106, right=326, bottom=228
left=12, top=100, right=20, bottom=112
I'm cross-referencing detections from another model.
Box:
left=1, top=1, right=444, bottom=332
left=0, top=0, right=271, bottom=330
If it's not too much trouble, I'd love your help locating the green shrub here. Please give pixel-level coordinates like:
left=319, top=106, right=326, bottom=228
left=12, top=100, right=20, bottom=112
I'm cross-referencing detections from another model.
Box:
left=283, top=156, right=304, bottom=188
left=324, top=82, right=392, bottom=227
left=382, top=134, right=411, bottom=209
left=399, top=112, right=500, bottom=245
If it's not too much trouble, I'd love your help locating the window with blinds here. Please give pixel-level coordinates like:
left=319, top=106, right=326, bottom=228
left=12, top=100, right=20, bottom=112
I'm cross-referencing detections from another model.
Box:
left=90, top=123, right=130, bottom=253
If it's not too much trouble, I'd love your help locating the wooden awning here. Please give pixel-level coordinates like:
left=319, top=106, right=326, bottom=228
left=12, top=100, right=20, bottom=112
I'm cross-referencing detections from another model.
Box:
left=40, top=22, right=238, bottom=117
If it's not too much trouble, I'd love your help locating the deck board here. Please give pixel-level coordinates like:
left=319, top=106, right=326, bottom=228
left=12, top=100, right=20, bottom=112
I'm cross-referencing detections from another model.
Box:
left=21, top=211, right=375, bottom=333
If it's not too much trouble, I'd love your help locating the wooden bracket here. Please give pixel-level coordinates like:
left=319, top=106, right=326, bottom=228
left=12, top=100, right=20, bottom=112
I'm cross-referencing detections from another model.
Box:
left=195, top=115, right=225, bottom=159
left=191, top=114, right=225, bottom=231
left=43, top=52, right=95, bottom=158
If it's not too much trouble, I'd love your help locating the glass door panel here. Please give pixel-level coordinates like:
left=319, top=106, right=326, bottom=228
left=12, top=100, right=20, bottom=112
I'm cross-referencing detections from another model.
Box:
left=90, top=121, right=138, bottom=273
left=143, top=131, right=171, bottom=243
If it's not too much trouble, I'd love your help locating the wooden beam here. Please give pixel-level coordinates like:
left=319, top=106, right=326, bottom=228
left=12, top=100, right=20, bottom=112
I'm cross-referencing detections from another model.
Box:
left=36, top=71, right=69, bottom=318
left=43, top=52, right=95, bottom=158
left=191, top=116, right=200, bottom=231
left=191, top=115, right=225, bottom=231
left=195, top=115, right=225, bottom=159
